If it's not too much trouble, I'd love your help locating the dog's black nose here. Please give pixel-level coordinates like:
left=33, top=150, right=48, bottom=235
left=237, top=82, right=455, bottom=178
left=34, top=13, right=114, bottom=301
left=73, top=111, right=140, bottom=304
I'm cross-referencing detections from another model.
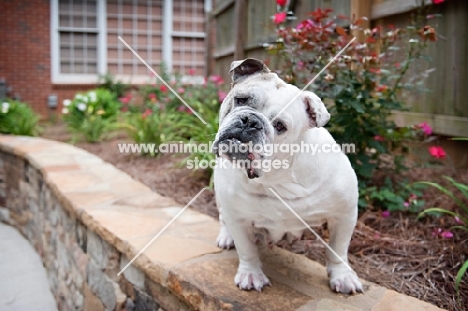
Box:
left=240, top=114, right=263, bottom=132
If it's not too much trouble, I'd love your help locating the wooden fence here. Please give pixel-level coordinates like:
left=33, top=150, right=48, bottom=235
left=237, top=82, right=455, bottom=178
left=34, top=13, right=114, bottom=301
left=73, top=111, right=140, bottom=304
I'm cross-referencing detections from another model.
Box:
left=208, top=0, right=468, bottom=137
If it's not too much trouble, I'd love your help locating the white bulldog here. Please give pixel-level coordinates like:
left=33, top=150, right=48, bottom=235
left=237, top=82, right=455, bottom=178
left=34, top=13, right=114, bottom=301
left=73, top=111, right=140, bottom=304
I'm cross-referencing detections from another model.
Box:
left=212, top=58, right=363, bottom=294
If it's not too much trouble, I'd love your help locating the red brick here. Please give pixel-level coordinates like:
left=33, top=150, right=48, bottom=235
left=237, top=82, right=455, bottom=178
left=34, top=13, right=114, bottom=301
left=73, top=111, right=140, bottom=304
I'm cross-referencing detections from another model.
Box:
left=0, top=0, right=95, bottom=117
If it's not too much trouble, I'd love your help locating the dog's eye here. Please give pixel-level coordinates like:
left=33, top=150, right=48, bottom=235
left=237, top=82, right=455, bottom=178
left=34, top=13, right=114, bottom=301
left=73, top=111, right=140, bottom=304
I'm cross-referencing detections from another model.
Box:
left=274, top=121, right=287, bottom=134
left=234, top=97, right=249, bottom=106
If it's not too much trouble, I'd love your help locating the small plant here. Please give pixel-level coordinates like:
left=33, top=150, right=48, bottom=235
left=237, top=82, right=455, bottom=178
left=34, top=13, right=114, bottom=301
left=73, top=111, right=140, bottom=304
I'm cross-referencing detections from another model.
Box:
left=62, top=89, right=121, bottom=142
left=123, top=108, right=189, bottom=156
left=0, top=100, right=41, bottom=136
left=416, top=176, right=468, bottom=296
left=364, top=177, right=426, bottom=212
left=177, top=98, right=220, bottom=185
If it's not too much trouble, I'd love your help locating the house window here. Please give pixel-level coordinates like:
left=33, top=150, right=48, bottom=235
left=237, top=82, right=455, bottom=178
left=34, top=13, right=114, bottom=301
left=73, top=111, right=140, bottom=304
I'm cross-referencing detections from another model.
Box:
left=58, top=0, right=99, bottom=74
left=172, top=0, right=206, bottom=76
left=106, top=0, right=164, bottom=79
left=50, top=0, right=208, bottom=84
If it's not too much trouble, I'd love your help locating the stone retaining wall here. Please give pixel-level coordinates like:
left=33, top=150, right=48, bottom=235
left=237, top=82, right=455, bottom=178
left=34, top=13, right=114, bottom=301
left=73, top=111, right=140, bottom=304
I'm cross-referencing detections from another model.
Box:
left=0, top=135, right=443, bottom=311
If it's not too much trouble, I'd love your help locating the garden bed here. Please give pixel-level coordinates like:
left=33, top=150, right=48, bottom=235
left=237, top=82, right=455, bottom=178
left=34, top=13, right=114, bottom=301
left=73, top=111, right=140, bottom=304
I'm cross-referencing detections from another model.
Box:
left=43, top=122, right=468, bottom=311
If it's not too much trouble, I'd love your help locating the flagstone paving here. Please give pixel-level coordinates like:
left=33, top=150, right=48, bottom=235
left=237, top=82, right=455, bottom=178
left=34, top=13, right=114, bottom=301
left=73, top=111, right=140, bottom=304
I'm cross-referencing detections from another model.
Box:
left=0, top=222, right=58, bottom=311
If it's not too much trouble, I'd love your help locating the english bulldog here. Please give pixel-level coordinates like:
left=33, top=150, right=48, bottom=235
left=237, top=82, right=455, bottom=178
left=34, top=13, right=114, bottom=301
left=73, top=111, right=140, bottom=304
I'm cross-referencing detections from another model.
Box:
left=212, top=58, right=363, bottom=294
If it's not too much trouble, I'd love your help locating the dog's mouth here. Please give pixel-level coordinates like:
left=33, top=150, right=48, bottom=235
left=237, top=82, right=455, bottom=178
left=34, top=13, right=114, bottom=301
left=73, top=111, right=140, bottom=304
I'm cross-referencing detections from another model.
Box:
left=212, top=137, right=263, bottom=179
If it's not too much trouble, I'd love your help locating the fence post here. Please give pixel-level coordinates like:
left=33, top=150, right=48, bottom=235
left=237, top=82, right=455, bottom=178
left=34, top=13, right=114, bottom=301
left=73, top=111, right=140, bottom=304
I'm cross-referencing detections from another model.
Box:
left=234, top=0, right=247, bottom=60
left=350, top=0, right=371, bottom=42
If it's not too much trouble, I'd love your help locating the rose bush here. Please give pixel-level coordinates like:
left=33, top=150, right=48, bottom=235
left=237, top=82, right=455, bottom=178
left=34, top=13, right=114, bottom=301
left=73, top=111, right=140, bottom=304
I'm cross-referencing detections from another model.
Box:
left=268, top=7, right=439, bottom=210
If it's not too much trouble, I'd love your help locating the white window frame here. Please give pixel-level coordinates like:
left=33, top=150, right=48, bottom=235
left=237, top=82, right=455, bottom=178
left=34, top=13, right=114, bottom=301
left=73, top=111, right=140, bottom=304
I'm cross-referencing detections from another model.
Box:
left=50, top=0, right=107, bottom=84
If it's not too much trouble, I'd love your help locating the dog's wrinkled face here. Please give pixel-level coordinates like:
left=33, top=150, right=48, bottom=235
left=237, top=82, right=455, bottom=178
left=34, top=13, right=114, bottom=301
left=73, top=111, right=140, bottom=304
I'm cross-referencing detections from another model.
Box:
left=212, top=58, right=330, bottom=179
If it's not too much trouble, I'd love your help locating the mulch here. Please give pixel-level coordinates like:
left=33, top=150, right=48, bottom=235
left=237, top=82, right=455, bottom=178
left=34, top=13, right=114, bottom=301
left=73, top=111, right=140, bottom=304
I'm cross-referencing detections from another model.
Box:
left=42, top=123, right=468, bottom=310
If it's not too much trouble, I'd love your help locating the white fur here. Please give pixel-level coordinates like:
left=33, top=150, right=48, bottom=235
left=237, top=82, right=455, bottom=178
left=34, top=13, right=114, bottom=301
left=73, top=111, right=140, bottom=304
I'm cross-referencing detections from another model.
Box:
left=214, top=59, right=363, bottom=294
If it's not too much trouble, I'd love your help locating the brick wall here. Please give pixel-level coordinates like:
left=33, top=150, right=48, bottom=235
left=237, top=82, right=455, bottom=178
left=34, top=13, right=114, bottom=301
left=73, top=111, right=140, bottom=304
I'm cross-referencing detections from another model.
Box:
left=0, top=0, right=94, bottom=117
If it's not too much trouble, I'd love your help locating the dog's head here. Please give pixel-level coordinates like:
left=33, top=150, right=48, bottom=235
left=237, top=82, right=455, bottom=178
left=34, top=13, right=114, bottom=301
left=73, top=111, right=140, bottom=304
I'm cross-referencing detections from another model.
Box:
left=212, top=58, right=330, bottom=179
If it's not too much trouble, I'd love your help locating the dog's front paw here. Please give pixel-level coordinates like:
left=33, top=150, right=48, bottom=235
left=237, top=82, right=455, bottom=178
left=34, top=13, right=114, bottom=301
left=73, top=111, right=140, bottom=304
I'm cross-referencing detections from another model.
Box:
left=216, top=227, right=235, bottom=249
left=328, top=268, right=363, bottom=294
left=235, top=268, right=271, bottom=292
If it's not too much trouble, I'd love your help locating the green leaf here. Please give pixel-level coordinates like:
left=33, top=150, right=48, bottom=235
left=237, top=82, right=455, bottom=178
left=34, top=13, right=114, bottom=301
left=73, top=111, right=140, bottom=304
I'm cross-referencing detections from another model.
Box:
left=349, top=100, right=365, bottom=113
left=417, top=208, right=468, bottom=224
left=455, top=260, right=468, bottom=292
left=413, top=181, right=467, bottom=213
left=444, top=176, right=468, bottom=199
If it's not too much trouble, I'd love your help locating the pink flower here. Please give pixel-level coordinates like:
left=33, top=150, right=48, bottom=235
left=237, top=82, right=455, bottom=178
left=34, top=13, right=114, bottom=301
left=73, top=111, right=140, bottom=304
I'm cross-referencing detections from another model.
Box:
left=440, top=231, right=453, bottom=239
left=418, top=122, right=432, bottom=136
left=188, top=69, right=195, bottom=75
left=148, top=93, right=156, bottom=99
left=432, top=0, right=444, bottom=4
left=119, top=97, right=130, bottom=104
left=381, top=210, right=390, bottom=218
left=177, top=87, right=185, bottom=94
left=376, top=85, right=387, bottom=92
left=160, top=85, right=168, bottom=93
left=276, top=0, right=287, bottom=7
left=142, top=109, right=152, bottom=119
left=274, top=12, right=287, bottom=24
left=403, top=202, right=410, bottom=207
left=428, top=146, right=446, bottom=159
left=218, top=91, right=227, bottom=102
left=454, top=216, right=462, bottom=224
left=209, top=75, right=224, bottom=85
left=177, top=105, right=193, bottom=114
left=374, top=135, right=384, bottom=141
left=432, top=228, right=453, bottom=239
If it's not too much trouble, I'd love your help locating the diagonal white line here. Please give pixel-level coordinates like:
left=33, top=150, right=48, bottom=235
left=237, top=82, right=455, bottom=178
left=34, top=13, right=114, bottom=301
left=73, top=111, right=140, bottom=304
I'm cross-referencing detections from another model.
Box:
left=117, top=187, right=207, bottom=276
left=118, top=36, right=207, bottom=125
left=271, top=37, right=356, bottom=122
left=268, top=187, right=355, bottom=274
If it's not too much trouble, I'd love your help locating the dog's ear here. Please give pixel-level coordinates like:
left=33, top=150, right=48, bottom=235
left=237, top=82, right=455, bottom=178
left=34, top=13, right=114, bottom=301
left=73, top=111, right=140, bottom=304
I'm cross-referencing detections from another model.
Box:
left=229, top=58, right=270, bottom=83
left=303, top=91, right=330, bottom=128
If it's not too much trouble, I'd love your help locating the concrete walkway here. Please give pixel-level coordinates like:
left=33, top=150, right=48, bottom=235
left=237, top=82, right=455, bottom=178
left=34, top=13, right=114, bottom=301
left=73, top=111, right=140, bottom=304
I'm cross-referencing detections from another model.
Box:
left=0, top=222, right=58, bottom=311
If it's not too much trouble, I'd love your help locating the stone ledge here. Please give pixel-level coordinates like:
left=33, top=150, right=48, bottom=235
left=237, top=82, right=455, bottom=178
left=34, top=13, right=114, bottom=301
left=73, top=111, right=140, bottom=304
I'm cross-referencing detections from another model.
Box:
left=0, top=135, right=444, bottom=311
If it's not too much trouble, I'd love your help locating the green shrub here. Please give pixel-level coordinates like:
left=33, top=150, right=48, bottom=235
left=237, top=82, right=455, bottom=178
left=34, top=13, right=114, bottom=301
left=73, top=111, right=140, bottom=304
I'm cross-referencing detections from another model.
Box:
left=0, top=100, right=40, bottom=136
left=270, top=7, right=438, bottom=210
left=123, top=108, right=189, bottom=156
left=175, top=98, right=219, bottom=184
left=62, top=88, right=121, bottom=142
left=122, top=72, right=223, bottom=184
